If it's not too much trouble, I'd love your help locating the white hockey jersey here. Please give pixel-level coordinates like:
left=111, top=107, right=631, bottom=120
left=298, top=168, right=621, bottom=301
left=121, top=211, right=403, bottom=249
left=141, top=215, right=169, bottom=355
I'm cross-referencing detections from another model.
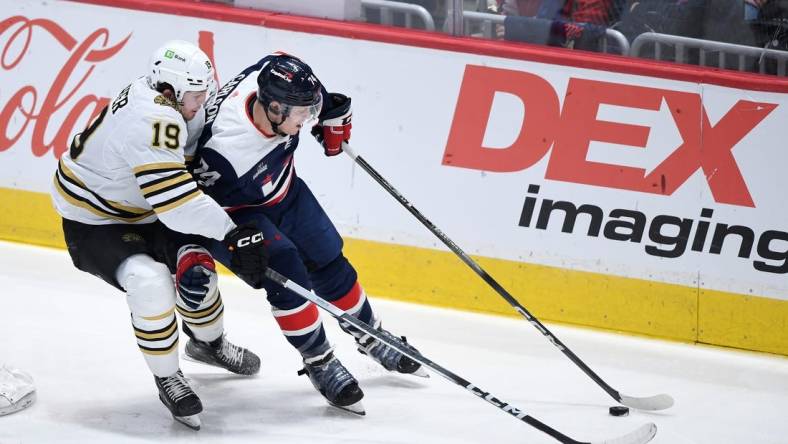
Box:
left=51, top=77, right=235, bottom=240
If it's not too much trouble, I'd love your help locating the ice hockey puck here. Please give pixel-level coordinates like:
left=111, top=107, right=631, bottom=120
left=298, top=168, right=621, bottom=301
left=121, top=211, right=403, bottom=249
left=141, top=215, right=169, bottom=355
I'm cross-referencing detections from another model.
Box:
left=608, top=406, right=629, bottom=417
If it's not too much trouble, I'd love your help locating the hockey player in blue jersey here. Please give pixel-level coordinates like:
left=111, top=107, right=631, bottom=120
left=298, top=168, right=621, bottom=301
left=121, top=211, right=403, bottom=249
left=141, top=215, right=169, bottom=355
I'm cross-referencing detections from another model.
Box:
left=191, top=54, right=426, bottom=415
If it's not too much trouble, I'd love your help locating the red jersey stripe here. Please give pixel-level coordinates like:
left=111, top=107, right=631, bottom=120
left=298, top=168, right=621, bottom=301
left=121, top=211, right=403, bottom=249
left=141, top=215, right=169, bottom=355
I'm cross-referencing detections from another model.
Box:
left=332, top=281, right=364, bottom=312
left=274, top=302, right=319, bottom=331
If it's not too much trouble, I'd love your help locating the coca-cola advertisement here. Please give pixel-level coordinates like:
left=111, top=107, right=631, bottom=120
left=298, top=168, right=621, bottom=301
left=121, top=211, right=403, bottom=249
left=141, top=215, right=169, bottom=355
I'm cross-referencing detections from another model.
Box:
left=0, top=15, right=127, bottom=160
left=0, top=2, right=228, bottom=193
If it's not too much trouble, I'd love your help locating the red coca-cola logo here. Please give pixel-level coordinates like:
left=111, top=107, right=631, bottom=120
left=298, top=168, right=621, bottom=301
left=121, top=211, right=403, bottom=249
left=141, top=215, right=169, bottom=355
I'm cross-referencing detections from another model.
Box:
left=0, top=16, right=130, bottom=158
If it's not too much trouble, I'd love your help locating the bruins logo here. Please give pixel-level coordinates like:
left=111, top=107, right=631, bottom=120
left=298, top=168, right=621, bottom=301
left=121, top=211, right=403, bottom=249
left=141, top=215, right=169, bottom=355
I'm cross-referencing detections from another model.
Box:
left=154, top=94, right=179, bottom=111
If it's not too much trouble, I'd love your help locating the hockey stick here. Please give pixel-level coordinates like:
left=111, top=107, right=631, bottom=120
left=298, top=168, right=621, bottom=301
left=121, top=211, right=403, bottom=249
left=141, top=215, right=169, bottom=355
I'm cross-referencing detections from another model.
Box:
left=265, top=267, right=657, bottom=444
left=341, top=142, right=673, bottom=412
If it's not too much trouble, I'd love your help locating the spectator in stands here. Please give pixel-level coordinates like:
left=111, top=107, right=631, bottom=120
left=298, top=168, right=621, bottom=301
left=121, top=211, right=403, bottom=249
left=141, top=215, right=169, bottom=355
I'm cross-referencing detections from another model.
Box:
left=498, top=0, right=617, bottom=26
left=497, top=0, right=623, bottom=51
left=745, top=0, right=768, bottom=20
left=497, top=0, right=540, bottom=16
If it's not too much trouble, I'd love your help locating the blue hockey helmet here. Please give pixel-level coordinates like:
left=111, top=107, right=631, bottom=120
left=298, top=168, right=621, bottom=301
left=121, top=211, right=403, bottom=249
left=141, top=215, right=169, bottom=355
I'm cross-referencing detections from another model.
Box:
left=257, top=54, right=322, bottom=123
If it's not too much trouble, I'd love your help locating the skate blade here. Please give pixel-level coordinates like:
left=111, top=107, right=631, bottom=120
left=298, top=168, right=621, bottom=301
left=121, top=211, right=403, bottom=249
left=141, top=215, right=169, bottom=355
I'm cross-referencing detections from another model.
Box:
left=183, top=353, right=218, bottom=368
left=173, top=413, right=201, bottom=430
left=183, top=354, right=259, bottom=376
left=330, top=400, right=365, bottom=416
left=409, top=367, right=430, bottom=378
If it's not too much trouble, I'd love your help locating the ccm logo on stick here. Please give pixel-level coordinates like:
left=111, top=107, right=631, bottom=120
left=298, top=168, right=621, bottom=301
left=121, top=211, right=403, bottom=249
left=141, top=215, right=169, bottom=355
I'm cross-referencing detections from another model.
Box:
left=444, top=65, right=777, bottom=207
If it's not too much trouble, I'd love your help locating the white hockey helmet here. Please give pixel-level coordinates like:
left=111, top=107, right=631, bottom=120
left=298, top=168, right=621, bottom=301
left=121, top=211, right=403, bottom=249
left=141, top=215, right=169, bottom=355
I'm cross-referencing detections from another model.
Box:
left=147, top=40, right=214, bottom=103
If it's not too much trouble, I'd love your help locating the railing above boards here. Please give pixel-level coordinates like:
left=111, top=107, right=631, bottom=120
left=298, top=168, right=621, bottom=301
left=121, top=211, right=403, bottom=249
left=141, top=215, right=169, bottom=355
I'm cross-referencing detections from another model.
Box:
left=360, top=0, right=436, bottom=31
left=632, top=32, right=788, bottom=76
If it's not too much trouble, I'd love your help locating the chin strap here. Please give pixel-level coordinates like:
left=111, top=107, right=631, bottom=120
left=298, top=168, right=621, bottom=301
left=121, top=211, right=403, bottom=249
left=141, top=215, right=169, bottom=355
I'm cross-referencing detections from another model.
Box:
left=251, top=96, right=289, bottom=136
left=263, top=102, right=290, bottom=137
left=270, top=117, right=289, bottom=137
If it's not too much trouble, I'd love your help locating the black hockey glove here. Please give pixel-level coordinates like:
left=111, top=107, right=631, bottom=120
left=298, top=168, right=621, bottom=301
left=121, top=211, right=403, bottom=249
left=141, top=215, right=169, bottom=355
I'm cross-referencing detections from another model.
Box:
left=311, top=93, right=351, bottom=157
left=223, top=224, right=269, bottom=286
left=175, top=245, right=216, bottom=309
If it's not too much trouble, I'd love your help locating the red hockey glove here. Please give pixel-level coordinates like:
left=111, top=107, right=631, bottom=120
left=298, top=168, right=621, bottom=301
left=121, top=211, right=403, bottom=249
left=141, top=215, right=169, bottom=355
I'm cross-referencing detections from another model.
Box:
left=311, top=93, right=351, bottom=157
left=176, top=245, right=217, bottom=309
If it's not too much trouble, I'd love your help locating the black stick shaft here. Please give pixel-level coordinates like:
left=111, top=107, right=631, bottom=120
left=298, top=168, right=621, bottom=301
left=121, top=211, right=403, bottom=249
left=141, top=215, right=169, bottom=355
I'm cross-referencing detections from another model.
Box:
left=264, top=268, right=586, bottom=444
left=346, top=149, right=622, bottom=403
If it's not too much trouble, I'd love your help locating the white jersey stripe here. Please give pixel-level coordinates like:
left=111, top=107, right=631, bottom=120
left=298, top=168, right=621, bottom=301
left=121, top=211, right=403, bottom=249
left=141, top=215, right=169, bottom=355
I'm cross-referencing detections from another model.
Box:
left=271, top=300, right=311, bottom=317
left=346, top=288, right=368, bottom=316
left=153, top=189, right=203, bottom=214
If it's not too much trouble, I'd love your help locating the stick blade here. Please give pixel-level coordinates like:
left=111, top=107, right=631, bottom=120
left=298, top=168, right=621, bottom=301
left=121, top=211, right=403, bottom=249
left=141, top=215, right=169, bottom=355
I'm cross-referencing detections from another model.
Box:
left=592, top=422, right=657, bottom=444
left=619, top=393, right=674, bottom=411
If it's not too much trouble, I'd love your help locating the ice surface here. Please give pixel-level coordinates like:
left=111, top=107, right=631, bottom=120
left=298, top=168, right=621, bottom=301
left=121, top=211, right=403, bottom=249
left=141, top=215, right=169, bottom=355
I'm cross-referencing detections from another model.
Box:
left=0, top=241, right=786, bottom=443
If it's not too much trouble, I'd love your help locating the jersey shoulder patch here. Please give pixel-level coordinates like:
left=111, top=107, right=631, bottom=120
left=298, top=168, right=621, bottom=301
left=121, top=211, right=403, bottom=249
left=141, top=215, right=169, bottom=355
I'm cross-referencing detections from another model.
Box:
left=153, top=94, right=179, bottom=111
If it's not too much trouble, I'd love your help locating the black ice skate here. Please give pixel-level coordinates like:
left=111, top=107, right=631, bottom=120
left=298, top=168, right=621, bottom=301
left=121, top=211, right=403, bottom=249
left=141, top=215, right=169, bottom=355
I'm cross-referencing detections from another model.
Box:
left=353, top=321, right=429, bottom=378
left=298, top=349, right=365, bottom=415
left=154, top=370, right=202, bottom=430
left=184, top=333, right=261, bottom=376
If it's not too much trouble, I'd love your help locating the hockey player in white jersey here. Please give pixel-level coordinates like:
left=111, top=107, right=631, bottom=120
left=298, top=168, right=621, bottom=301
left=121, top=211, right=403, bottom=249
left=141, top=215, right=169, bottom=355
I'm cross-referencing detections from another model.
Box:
left=191, top=54, right=427, bottom=415
left=50, top=40, right=269, bottom=430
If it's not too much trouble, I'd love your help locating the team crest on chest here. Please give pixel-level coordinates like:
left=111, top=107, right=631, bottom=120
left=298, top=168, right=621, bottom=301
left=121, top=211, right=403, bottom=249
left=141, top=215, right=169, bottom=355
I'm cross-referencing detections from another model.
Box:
left=252, top=162, right=268, bottom=180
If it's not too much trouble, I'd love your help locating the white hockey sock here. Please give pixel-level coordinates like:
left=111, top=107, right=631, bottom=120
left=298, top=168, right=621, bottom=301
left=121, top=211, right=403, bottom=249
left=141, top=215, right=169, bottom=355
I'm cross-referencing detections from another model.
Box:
left=118, top=254, right=179, bottom=377
left=177, top=290, right=224, bottom=343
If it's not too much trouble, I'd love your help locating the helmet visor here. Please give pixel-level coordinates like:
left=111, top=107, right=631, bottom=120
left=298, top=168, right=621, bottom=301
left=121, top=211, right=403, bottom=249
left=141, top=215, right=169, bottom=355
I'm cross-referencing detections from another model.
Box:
left=281, top=93, right=322, bottom=128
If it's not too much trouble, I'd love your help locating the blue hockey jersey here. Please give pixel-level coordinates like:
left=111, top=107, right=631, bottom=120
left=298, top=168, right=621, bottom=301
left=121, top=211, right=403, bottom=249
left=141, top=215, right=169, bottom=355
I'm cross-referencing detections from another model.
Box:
left=192, top=56, right=329, bottom=210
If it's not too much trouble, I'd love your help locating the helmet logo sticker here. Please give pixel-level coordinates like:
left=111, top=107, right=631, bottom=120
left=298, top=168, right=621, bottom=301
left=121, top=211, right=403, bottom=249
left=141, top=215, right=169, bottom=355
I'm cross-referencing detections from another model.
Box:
left=271, top=68, right=293, bottom=83
left=164, top=50, right=186, bottom=62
